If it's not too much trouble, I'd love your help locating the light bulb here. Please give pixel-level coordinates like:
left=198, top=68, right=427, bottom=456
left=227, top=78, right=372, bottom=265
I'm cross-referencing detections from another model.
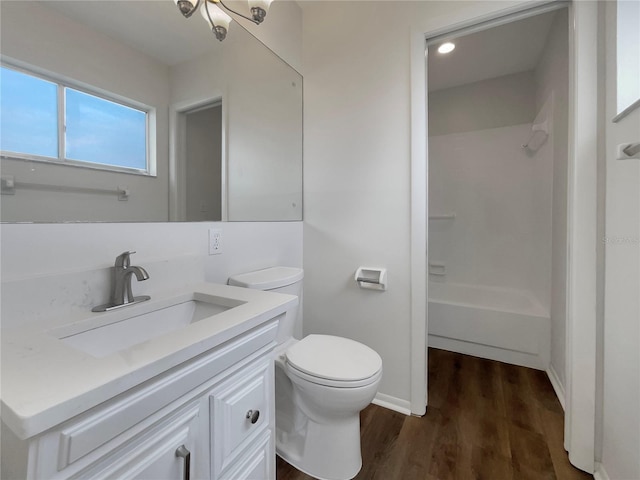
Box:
left=174, top=0, right=199, bottom=18
left=248, top=0, right=273, bottom=23
left=200, top=2, right=232, bottom=40
left=248, top=0, right=274, bottom=12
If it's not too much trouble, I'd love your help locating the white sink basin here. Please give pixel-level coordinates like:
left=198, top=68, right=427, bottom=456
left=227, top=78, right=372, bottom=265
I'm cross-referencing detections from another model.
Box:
left=55, top=294, right=246, bottom=358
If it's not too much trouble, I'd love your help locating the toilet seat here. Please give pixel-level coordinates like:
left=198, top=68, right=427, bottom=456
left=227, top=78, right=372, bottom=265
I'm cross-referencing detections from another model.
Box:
left=285, top=334, right=382, bottom=388
left=286, top=362, right=382, bottom=388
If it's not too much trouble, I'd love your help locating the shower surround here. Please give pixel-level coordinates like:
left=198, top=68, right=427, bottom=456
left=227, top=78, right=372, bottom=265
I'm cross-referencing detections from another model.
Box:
left=428, top=118, right=554, bottom=370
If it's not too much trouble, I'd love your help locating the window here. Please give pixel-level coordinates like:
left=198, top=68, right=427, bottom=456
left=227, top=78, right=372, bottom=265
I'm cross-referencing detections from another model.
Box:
left=65, top=89, right=147, bottom=170
left=0, top=67, right=58, bottom=158
left=0, top=64, right=150, bottom=174
left=616, top=0, right=640, bottom=116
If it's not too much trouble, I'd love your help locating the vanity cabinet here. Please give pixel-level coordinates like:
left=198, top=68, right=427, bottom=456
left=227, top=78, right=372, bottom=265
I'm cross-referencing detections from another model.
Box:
left=1, top=319, right=279, bottom=480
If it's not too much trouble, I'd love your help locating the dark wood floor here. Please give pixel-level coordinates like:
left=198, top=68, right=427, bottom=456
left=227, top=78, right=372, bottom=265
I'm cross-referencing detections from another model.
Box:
left=276, top=348, right=593, bottom=480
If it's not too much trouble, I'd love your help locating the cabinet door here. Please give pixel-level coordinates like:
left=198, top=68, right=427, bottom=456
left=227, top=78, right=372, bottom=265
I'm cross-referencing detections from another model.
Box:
left=72, top=403, right=206, bottom=480
left=127, top=423, right=197, bottom=480
left=210, top=357, right=273, bottom=477
left=219, top=431, right=273, bottom=480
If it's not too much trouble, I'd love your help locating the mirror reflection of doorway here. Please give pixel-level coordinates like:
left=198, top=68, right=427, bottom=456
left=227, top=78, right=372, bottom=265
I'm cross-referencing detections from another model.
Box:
left=184, top=103, right=222, bottom=221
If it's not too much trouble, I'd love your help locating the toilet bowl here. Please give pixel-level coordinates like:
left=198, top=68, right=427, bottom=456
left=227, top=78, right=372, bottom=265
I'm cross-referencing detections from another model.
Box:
left=228, top=267, right=382, bottom=480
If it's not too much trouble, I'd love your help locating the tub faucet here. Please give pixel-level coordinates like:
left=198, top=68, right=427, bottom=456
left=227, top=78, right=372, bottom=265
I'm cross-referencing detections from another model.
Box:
left=92, top=251, right=151, bottom=312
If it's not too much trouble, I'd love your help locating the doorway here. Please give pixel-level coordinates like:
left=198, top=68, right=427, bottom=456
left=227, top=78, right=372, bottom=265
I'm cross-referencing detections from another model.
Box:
left=170, top=98, right=224, bottom=222
left=426, top=7, right=569, bottom=383
left=410, top=1, right=601, bottom=473
left=184, top=104, right=223, bottom=221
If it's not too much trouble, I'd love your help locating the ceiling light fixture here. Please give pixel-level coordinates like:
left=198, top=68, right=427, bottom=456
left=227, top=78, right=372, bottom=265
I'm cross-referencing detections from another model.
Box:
left=437, top=42, right=456, bottom=54
left=174, top=0, right=273, bottom=41
left=200, top=2, right=232, bottom=41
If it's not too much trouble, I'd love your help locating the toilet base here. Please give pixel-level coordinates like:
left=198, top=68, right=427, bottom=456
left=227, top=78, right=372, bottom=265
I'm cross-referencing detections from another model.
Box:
left=274, top=357, right=367, bottom=480
left=276, top=414, right=363, bottom=480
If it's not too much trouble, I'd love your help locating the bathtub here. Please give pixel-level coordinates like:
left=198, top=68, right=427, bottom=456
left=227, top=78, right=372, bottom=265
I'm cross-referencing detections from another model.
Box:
left=428, top=282, right=550, bottom=370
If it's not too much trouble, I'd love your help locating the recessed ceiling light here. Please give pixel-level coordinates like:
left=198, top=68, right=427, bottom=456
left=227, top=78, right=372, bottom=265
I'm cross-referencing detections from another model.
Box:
left=438, top=42, right=456, bottom=54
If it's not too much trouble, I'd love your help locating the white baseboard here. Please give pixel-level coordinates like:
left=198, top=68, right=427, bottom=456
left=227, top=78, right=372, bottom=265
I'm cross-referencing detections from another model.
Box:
left=428, top=335, right=546, bottom=370
left=546, top=364, right=566, bottom=410
left=593, top=462, right=610, bottom=480
left=372, top=393, right=412, bottom=416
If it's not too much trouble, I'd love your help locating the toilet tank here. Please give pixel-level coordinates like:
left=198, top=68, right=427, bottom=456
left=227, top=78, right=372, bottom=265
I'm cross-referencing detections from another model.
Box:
left=228, top=267, right=304, bottom=343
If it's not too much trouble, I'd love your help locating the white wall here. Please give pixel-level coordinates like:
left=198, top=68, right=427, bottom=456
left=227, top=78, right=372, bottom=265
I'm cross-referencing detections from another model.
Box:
left=228, top=0, right=302, bottom=73
left=0, top=1, right=171, bottom=222
left=534, top=8, right=569, bottom=392
left=428, top=71, right=537, bottom=136
left=302, top=0, right=529, bottom=407
left=0, top=222, right=302, bottom=330
left=170, top=48, right=224, bottom=106
left=599, top=2, right=640, bottom=478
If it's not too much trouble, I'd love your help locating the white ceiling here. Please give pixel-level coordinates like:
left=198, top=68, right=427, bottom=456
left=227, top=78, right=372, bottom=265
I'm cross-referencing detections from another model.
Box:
left=40, top=2, right=557, bottom=87
left=427, top=10, right=557, bottom=92
left=42, top=0, right=223, bottom=67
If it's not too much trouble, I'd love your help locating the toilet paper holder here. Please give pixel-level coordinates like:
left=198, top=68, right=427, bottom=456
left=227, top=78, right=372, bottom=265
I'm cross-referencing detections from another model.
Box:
left=355, top=267, right=387, bottom=291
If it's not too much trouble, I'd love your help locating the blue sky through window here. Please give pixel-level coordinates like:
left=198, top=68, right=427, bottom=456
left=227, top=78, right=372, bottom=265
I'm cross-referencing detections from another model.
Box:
left=0, top=66, right=58, bottom=157
left=1, top=65, right=148, bottom=172
left=65, top=89, right=147, bottom=170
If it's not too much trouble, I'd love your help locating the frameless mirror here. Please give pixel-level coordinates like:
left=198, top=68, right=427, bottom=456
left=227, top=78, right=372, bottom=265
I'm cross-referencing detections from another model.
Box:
left=0, top=0, right=302, bottom=222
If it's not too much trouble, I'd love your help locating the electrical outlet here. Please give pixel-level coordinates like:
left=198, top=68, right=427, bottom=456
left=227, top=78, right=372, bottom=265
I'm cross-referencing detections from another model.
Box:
left=208, top=228, right=222, bottom=255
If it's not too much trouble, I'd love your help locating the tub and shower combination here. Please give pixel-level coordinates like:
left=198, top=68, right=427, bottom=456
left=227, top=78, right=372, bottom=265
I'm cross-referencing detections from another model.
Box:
left=424, top=25, right=570, bottom=371
left=427, top=107, right=554, bottom=371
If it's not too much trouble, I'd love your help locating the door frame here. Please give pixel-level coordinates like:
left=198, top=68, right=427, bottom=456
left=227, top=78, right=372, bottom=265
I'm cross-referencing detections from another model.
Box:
left=410, top=0, right=598, bottom=472
left=169, top=94, right=225, bottom=222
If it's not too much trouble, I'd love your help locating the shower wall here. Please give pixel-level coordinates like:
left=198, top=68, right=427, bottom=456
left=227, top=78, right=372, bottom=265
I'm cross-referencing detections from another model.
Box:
left=429, top=71, right=554, bottom=311
left=429, top=71, right=537, bottom=136
left=534, top=8, right=569, bottom=390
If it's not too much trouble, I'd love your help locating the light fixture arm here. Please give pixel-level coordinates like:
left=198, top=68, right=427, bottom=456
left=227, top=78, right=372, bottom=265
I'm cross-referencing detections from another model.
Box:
left=203, top=0, right=228, bottom=41
left=216, top=0, right=261, bottom=25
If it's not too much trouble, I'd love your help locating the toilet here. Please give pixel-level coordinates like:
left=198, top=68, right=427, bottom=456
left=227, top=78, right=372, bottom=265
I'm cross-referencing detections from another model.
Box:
left=228, top=267, right=382, bottom=480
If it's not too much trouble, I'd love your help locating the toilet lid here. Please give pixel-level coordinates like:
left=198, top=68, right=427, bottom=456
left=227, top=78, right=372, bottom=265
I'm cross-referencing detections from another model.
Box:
left=285, top=334, right=382, bottom=382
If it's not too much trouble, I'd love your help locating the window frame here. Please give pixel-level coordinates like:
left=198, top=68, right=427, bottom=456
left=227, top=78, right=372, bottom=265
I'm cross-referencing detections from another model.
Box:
left=0, top=60, right=156, bottom=177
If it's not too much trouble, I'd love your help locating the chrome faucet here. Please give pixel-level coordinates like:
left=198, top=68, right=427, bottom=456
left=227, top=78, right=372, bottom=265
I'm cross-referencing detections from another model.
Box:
left=92, top=251, right=151, bottom=312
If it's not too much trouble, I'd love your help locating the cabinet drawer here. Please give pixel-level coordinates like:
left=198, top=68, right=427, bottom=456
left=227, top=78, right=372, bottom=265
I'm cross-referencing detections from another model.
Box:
left=210, top=357, right=273, bottom=476
left=56, top=321, right=277, bottom=470
left=220, top=430, right=273, bottom=480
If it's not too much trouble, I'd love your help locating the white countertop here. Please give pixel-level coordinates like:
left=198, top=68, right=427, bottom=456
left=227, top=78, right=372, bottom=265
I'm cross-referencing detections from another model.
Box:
left=1, top=282, right=297, bottom=440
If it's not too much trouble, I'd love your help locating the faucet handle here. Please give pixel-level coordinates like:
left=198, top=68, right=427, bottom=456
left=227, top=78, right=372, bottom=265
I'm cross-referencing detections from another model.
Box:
left=115, top=251, right=136, bottom=268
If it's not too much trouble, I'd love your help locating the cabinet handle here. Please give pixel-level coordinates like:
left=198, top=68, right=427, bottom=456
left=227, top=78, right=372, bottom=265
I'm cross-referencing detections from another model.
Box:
left=246, top=409, right=260, bottom=424
left=175, top=445, right=191, bottom=480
